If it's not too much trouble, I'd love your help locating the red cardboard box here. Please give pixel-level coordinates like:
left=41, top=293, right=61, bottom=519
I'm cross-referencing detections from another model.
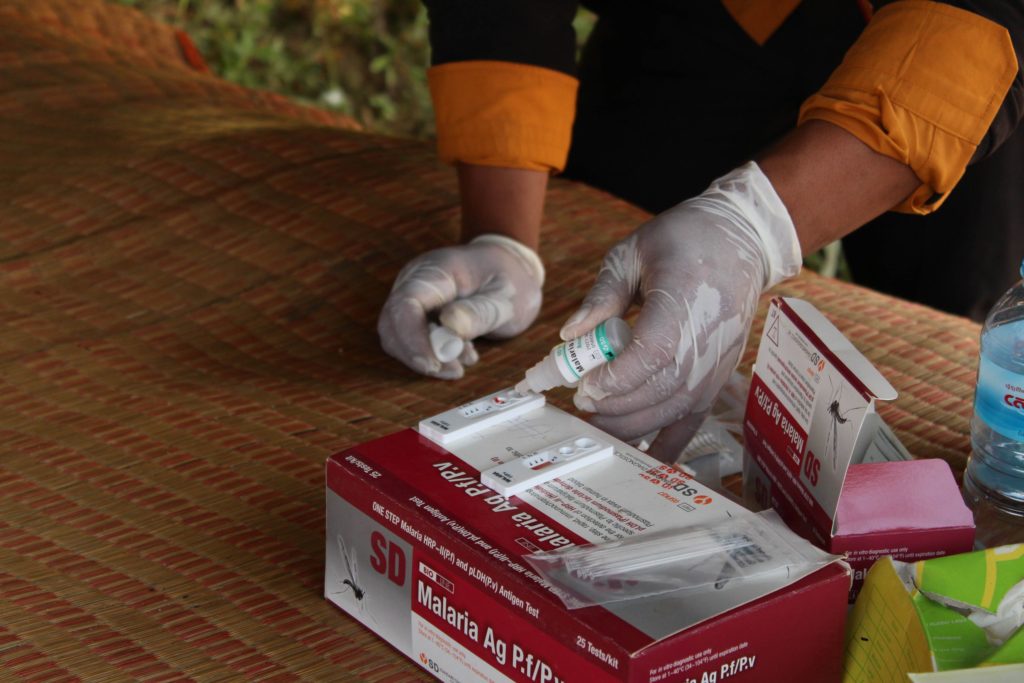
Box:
left=326, top=398, right=851, bottom=683
left=743, top=298, right=974, bottom=600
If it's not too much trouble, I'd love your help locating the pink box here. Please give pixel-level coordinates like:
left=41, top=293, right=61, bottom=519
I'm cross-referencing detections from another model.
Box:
left=834, top=459, right=975, bottom=591
left=743, top=298, right=974, bottom=600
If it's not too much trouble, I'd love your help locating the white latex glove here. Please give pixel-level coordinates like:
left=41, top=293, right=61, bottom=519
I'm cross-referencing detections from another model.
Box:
left=378, top=234, right=545, bottom=379
left=560, top=161, right=802, bottom=459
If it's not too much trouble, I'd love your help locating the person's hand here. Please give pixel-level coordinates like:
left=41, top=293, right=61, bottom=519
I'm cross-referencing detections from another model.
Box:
left=559, top=162, right=802, bottom=460
left=378, top=234, right=545, bottom=379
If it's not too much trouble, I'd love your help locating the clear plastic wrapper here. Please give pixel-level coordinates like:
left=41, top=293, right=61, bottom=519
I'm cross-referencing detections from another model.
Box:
left=636, top=371, right=750, bottom=493
left=525, top=510, right=839, bottom=609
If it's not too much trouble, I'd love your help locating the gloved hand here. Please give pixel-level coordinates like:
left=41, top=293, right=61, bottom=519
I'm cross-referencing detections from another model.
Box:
left=559, top=161, right=802, bottom=460
left=378, top=234, right=545, bottom=379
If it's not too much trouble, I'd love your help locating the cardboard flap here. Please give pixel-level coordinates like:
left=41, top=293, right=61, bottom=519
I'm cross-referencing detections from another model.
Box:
left=844, top=557, right=933, bottom=680
left=745, top=298, right=899, bottom=544
left=783, top=298, right=897, bottom=401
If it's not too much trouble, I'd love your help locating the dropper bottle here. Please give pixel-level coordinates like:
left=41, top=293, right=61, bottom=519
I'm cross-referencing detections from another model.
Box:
left=516, top=318, right=632, bottom=394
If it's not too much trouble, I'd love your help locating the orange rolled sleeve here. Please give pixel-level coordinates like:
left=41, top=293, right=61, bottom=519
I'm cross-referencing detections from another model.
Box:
left=428, top=60, right=579, bottom=173
left=799, top=1, right=1017, bottom=214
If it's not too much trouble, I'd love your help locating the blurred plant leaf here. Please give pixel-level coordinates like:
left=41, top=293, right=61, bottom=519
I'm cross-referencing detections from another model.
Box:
left=112, top=0, right=434, bottom=137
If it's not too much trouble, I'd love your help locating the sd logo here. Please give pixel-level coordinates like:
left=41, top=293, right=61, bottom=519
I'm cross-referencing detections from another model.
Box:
left=369, top=531, right=406, bottom=586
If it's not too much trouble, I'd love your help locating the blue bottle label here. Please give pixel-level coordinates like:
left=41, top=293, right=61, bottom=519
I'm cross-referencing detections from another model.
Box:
left=975, top=355, right=1024, bottom=441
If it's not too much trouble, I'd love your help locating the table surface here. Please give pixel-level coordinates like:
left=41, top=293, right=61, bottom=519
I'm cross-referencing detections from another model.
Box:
left=0, top=1, right=982, bottom=680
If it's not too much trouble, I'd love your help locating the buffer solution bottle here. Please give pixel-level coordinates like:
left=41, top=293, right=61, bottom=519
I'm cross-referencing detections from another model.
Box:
left=963, top=259, right=1024, bottom=546
left=516, top=317, right=632, bottom=394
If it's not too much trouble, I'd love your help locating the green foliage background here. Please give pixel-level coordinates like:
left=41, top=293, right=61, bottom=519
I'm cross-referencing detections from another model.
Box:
left=115, top=0, right=435, bottom=137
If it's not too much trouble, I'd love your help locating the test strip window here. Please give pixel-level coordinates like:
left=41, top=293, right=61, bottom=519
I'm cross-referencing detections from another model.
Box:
left=480, top=435, right=614, bottom=497
left=418, top=388, right=545, bottom=444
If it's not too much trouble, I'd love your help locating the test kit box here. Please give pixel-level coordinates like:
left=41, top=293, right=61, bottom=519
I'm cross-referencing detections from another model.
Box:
left=743, top=298, right=974, bottom=600
left=325, top=395, right=851, bottom=683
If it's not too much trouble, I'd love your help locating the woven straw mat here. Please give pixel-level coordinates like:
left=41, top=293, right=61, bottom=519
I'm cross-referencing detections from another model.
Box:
left=0, top=1, right=980, bottom=681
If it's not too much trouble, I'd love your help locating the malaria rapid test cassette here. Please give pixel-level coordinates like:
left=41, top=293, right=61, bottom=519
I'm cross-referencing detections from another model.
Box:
left=418, top=387, right=613, bottom=494
left=480, top=434, right=614, bottom=497
left=418, top=387, right=546, bottom=445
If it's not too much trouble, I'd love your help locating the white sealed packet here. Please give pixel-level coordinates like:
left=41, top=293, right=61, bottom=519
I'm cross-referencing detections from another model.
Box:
left=525, top=510, right=839, bottom=609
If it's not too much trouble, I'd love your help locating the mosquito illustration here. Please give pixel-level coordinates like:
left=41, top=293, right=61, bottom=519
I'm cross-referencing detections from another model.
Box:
left=327, top=535, right=380, bottom=626
left=330, top=535, right=365, bottom=602
left=824, top=377, right=864, bottom=470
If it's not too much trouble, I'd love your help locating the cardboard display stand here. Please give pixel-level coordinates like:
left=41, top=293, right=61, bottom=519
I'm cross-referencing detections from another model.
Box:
left=326, top=398, right=850, bottom=683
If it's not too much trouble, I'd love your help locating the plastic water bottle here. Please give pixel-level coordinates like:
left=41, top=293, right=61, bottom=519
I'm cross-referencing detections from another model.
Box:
left=963, top=259, right=1024, bottom=547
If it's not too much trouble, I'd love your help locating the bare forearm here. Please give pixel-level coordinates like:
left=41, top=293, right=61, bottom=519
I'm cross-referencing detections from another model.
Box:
left=757, top=120, right=919, bottom=255
left=457, top=163, right=547, bottom=251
